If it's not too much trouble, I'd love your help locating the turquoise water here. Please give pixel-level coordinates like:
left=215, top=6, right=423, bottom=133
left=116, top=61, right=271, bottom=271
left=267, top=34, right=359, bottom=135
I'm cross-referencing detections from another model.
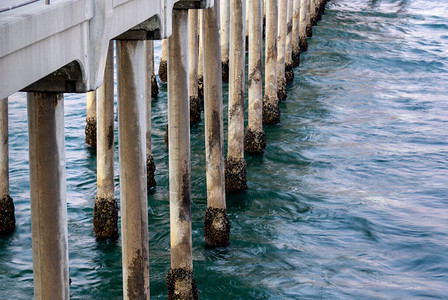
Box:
left=1, top=0, right=448, bottom=298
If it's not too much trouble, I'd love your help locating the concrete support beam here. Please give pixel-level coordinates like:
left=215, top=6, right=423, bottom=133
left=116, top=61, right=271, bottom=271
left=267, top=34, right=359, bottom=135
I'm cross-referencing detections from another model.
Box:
left=166, top=9, right=198, bottom=300
left=27, top=92, right=69, bottom=300
left=299, top=0, right=308, bottom=51
left=188, top=10, right=201, bottom=124
left=226, top=0, right=247, bottom=192
left=220, top=0, right=230, bottom=83
left=277, top=0, right=288, bottom=101
left=292, top=0, right=301, bottom=66
left=117, top=40, right=150, bottom=300
left=285, top=0, right=295, bottom=84
left=0, top=97, right=15, bottom=234
left=245, top=0, right=266, bottom=154
left=85, top=91, right=97, bottom=148
left=94, top=41, right=118, bottom=240
left=203, top=0, right=230, bottom=248
left=263, top=0, right=280, bottom=124
left=145, top=41, right=157, bottom=189
left=159, top=39, right=168, bottom=83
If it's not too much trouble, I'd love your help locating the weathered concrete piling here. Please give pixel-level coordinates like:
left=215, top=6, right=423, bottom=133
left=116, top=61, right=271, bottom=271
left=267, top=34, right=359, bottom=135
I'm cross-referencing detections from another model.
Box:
left=117, top=40, right=150, bottom=299
left=299, top=0, right=309, bottom=51
left=292, top=0, right=301, bottom=67
left=245, top=0, right=266, bottom=153
left=27, top=92, right=70, bottom=300
left=145, top=41, right=157, bottom=189
left=306, top=0, right=312, bottom=37
left=198, top=11, right=205, bottom=104
left=285, top=0, right=295, bottom=84
left=159, top=39, right=168, bottom=83
left=226, top=0, right=247, bottom=192
left=189, top=10, right=201, bottom=124
left=311, top=0, right=317, bottom=26
left=277, top=0, right=288, bottom=101
left=166, top=9, right=198, bottom=299
left=150, top=41, right=159, bottom=98
left=0, top=97, right=15, bottom=235
left=220, top=0, right=230, bottom=83
left=203, top=1, right=230, bottom=247
left=263, top=0, right=281, bottom=124
left=85, top=91, right=97, bottom=148
left=94, top=42, right=118, bottom=240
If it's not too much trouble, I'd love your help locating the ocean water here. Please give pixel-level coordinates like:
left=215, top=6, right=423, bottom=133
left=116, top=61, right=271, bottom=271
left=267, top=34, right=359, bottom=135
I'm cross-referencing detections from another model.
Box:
left=1, top=0, right=448, bottom=298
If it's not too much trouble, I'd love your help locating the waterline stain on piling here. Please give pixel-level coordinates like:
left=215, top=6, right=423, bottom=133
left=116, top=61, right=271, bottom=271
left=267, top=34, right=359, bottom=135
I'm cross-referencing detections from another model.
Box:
left=127, top=250, right=146, bottom=299
left=0, top=195, right=15, bottom=234
left=225, top=156, right=247, bottom=192
left=204, top=207, right=230, bottom=247
left=166, top=268, right=198, bottom=300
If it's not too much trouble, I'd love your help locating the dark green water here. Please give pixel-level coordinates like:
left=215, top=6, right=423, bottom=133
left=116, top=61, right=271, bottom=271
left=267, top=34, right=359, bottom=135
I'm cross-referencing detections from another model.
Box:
left=1, top=0, right=448, bottom=298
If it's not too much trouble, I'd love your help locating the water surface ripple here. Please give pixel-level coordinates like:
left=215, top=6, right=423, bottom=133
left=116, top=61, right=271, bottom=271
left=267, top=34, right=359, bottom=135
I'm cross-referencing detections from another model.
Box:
left=1, top=0, right=447, bottom=298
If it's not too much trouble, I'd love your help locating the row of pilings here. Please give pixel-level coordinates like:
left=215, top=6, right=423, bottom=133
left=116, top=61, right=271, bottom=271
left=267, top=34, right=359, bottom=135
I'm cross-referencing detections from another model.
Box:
left=0, top=0, right=328, bottom=298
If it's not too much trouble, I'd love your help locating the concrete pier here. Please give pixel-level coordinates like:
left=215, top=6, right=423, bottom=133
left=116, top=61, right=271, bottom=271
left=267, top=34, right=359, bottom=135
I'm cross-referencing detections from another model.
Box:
left=94, top=41, right=118, bottom=240
left=226, top=0, right=247, bottom=192
left=306, top=0, right=312, bottom=37
left=85, top=91, right=97, bottom=148
left=159, top=39, right=168, bottom=83
left=166, top=9, right=198, bottom=300
left=145, top=41, right=157, bottom=189
left=263, top=0, right=281, bottom=124
left=0, top=97, right=15, bottom=235
left=292, top=0, right=301, bottom=67
left=245, top=0, right=266, bottom=154
left=299, top=0, right=308, bottom=51
left=117, top=40, right=150, bottom=299
left=285, top=0, right=295, bottom=84
left=220, top=0, right=230, bottom=83
left=277, top=0, right=288, bottom=101
left=27, top=92, right=69, bottom=300
left=203, top=1, right=230, bottom=247
left=189, top=10, right=201, bottom=124
left=150, top=41, right=159, bottom=98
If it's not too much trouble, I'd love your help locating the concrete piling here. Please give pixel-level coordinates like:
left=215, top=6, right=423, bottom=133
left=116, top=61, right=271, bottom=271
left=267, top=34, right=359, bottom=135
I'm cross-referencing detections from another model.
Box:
left=27, top=92, right=70, bottom=300
left=198, top=11, right=205, bottom=105
left=203, top=1, right=230, bottom=248
left=306, top=0, right=312, bottom=37
left=94, top=41, right=119, bottom=240
left=117, top=40, right=150, bottom=299
left=220, top=0, right=230, bottom=83
left=159, top=39, right=168, bottom=83
left=226, top=0, right=248, bottom=192
left=145, top=41, right=157, bottom=189
left=189, top=10, right=201, bottom=124
left=245, top=0, right=266, bottom=153
left=166, top=9, right=198, bottom=300
left=311, top=0, right=317, bottom=26
left=299, top=0, right=308, bottom=51
left=285, top=0, right=295, bottom=84
left=277, top=0, right=288, bottom=101
left=150, top=41, right=159, bottom=98
left=291, top=0, right=301, bottom=67
left=263, top=0, right=281, bottom=124
left=85, top=91, right=97, bottom=148
left=0, top=97, right=15, bottom=235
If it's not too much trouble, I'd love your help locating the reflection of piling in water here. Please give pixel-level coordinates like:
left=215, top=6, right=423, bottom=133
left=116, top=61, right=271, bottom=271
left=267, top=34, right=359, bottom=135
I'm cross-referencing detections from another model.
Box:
left=166, top=9, right=198, bottom=300
left=0, top=97, right=15, bottom=235
left=85, top=91, right=97, bottom=148
left=27, top=91, right=70, bottom=299
left=263, top=0, right=281, bottom=124
left=117, top=40, right=150, bottom=299
left=226, top=0, right=247, bottom=192
left=94, top=41, right=118, bottom=240
left=245, top=0, right=266, bottom=154
left=202, top=1, right=230, bottom=248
